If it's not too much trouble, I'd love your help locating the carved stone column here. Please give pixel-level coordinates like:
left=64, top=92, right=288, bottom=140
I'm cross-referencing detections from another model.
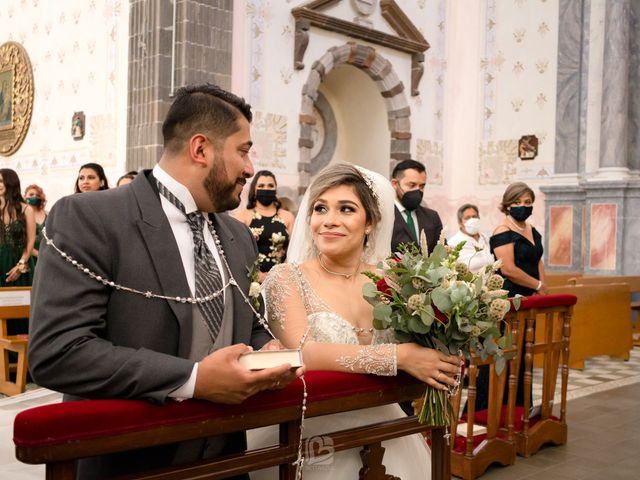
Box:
left=597, top=0, right=631, bottom=175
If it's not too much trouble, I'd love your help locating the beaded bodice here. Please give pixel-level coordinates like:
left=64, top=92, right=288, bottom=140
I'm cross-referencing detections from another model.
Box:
left=263, top=263, right=397, bottom=376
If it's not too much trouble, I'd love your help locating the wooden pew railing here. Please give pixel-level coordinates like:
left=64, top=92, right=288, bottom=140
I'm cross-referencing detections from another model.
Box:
left=449, top=294, right=577, bottom=472
left=14, top=371, right=449, bottom=479
left=0, top=287, right=31, bottom=396
left=449, top=307, right=524, bottom=480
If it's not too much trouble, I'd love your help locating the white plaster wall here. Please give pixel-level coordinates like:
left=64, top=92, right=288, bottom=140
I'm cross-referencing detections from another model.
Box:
left=439, top=0, right=559, bottom=239
left=0, top=0, right=129, bottom=206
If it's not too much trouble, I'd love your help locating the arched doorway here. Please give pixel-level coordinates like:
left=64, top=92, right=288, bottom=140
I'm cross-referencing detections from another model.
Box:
left=297, top=42, right=412, bottom=195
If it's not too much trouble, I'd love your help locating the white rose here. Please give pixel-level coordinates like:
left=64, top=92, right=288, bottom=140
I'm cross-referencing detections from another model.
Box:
left=249, top=282, right=261, bottom=298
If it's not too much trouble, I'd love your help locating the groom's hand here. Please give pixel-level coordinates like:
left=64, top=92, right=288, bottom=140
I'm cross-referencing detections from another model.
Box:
left=193, top=343, right=302, bottom=404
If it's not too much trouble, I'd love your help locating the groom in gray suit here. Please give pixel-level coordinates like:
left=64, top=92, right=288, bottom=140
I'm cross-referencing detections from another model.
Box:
left=28, top=84, right=300, bottom=479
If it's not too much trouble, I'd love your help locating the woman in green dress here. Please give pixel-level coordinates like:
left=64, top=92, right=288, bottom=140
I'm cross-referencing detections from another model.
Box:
left=24, top=184, right=47, bottom=261
left=0, top=169, right=36, bottom=287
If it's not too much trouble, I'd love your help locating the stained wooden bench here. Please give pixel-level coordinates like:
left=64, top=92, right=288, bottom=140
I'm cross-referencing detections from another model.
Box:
left=567, top=275, right=640, bottom=347
left=14, top=371, right=450, bottom=479
left=549, top=283, right=632, bottom=368
left=0, top=287, right=31, bottom=396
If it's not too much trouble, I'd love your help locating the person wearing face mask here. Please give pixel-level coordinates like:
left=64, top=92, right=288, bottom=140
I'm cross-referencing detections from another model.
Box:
left=472, top=182, right=548, bottom=414
left=233, top=170, right=294, bottom=280
left=448, top=203, right=495, bottom=273
left=24, top=184, right=48, bottom=260
left=491, top=182, right=547, bottom=297
left=390, top=159, right=443, bottom=255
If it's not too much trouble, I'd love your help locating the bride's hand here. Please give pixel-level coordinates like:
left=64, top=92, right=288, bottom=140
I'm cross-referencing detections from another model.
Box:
left=397, top=343, right=462, bottom=390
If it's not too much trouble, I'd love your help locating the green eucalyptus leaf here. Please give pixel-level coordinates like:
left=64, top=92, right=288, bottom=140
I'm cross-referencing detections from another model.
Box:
left=362, top=282, right=379, bottom=298
left=373, top=303, right=392, bottom=322
left=408, top=315, right=430, bottom=334
left=431, top=287, right=453, bottom=311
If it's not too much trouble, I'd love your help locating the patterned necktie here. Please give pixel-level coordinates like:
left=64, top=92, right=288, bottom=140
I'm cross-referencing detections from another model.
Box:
left=405, top=209, right=417, bottom=242
left=156, top=180, right=224, bottom=342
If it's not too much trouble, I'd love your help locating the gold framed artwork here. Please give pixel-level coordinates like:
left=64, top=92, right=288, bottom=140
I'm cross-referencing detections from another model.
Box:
left=0, top=42, right=34, bottom=157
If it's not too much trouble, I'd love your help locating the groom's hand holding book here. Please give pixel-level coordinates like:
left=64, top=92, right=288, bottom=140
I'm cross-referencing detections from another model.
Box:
left=194, top=343, right=305, bottom=404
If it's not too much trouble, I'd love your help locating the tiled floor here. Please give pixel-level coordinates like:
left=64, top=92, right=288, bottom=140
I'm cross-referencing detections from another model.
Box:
left=1, top=348, right=639, bottom=478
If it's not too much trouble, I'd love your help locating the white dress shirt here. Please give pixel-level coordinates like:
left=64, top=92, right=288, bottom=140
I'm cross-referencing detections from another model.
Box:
left=448, top=230, right=495, bottom=273
left=154, top=165, right=226, bottom=399
left=394, top=199, right=419, bottom=240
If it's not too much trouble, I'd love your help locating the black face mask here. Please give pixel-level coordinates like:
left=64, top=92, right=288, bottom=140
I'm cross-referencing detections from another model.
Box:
left=255, top=189, right=277, bottom=206
left=510, top=205, right=533, bottom=222
left=400, top=189, right=423, bottom=211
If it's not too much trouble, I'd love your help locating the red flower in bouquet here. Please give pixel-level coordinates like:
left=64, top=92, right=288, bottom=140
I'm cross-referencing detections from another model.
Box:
left=376, top=278, right=391, bottom=296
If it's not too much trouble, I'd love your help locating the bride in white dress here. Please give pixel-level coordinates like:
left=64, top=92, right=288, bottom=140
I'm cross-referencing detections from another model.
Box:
left=247, top=164, right=461, bottom=479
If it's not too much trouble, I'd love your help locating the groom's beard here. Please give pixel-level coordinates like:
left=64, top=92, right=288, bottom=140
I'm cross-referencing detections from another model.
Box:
left=204, top=158, right=246, bottom=212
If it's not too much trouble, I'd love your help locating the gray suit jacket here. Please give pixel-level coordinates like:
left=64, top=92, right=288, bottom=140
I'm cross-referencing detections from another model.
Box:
left=29, top=171, right=270, bottom=478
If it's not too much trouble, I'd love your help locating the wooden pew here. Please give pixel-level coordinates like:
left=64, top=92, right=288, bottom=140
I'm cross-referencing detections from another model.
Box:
left=548, top=283, right=632, bottom=368
left=0, top=287, right=31, bottom=396
left=567, top=275, right=640, bottom=346
left=14, top=371, right=450, bottom=480
left=545, top=272, right=583, bottom=287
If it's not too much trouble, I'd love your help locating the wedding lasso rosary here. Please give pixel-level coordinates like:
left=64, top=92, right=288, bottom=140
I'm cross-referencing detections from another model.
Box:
left=41, top=223, right=310, bottom=479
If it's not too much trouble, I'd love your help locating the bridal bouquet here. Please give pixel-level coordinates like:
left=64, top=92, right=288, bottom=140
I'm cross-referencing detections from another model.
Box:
left=362, top=232, right=518, bottom=426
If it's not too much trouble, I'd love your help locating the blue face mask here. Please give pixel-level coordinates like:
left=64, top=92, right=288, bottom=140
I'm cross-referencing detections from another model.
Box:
left=509, top=205, right=532, bottom=222
left=26, top=197, right=41, bottom=207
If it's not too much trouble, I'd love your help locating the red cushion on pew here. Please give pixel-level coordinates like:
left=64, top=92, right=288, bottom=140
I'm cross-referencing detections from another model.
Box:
left=13, top=371, right=420, bottom=448
left=513, top=294, right=577, bottom=312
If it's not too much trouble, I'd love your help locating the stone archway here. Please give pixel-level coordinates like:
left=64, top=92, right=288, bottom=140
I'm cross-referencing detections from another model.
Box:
left=297, top=42, right=412, bottom=195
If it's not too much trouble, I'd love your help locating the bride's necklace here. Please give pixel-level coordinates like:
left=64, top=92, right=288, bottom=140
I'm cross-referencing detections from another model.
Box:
left=318, top=254, right=360, bottom=279
left=352, top=326, right=374, bottom=336
left=507, top=216, right=526, bottom=232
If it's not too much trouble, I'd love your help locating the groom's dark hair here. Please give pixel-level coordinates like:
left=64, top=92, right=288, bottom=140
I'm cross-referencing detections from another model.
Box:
left=162, top=83, right=252, bottom=153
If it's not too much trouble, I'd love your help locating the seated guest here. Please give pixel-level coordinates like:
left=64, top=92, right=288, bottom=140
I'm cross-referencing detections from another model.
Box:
left=74, top=162, right=109, bottom=193
left=448, top=203, right=495, bottom=273
left=116, top=170, right=139, bottom=186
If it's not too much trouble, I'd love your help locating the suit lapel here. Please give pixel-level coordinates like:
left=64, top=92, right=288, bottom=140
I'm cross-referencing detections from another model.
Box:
left=133, top=172, right=193, bottom=356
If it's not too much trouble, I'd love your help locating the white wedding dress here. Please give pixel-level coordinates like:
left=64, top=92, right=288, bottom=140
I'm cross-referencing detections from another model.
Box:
left=246, top=263, right=431, bottom=479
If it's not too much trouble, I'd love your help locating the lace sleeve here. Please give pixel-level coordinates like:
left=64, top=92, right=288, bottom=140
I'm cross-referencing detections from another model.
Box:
left=262, top=263, right=309, bottom=344
left=262, top=263, right=398, bottom=377
left=337, top=344, right=397, bottom=376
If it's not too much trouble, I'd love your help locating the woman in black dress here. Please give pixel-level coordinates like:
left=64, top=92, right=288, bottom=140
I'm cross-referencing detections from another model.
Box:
left=233, top=170, right=294, bottom=281
left=490, top=182, right=548, bottom=297
left=474, top=182, right=548, bottom=412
